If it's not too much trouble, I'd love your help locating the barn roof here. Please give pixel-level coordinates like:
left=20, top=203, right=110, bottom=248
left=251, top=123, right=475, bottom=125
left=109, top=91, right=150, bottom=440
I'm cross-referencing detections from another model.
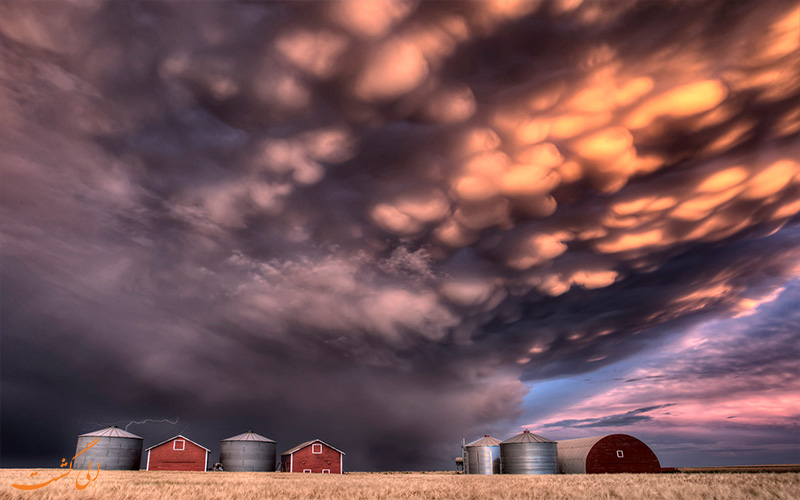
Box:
left=79, top=426, right=143, bottom=439
left=557, top=435, right=606, bottom=451
left=221, top=431, right=276, bottom=443
left=280, top=439, right=345, bottom=456
left=502, top=430, right=555, bottom=444
left=556, top=434, right=650, bottom=453
left=556, top=435, right=606, bottom=474
left=466, top=435, right=502, bottom=447
left=144, top=434, right=211, bottom=452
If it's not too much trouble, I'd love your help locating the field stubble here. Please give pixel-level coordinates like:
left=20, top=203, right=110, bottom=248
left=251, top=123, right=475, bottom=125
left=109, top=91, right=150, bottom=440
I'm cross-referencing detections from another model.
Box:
left=2, top=470, right=799, bottom=500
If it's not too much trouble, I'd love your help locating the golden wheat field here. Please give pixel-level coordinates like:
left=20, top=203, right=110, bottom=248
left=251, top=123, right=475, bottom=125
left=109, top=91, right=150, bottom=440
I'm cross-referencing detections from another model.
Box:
left=2, top=470, right=799, bottom=500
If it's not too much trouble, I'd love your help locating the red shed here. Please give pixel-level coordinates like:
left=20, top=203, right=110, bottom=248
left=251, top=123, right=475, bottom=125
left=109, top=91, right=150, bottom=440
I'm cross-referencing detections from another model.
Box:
left=557, top=434, right=661, bottom=474
left=145, top=435, right=210, bottom=472
left=280, top=439, right=344, bottom=473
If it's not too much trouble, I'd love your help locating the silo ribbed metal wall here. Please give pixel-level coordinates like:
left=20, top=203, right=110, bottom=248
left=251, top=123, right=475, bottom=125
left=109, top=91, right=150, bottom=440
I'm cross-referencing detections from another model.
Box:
left=499, top=442, right=558, bottom=474
left=220, top=440, right=277, bottom=471
left=466, top=445, right=501, bottom=474
left=73, top=436, right=143, bottom=470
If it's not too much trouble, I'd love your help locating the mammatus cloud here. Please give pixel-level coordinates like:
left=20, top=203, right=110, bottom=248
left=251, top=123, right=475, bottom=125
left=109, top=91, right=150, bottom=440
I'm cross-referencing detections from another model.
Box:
left=1, top=0, right=798, bottom=469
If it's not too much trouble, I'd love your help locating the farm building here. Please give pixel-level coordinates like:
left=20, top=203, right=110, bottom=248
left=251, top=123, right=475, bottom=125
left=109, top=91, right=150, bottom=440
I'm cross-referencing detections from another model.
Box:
left=220, top=431, right=277, bottom=471
left=557, top=434, right=661, bottom=474
left=463, top=435, right=502, bottom=475
left=73, top=426, right=143, bottom=471
left=500, top=430, right=558, bottom=474
left=280, top=439, right=344, bottom=473
left=145, top=435, right=210, bottom=472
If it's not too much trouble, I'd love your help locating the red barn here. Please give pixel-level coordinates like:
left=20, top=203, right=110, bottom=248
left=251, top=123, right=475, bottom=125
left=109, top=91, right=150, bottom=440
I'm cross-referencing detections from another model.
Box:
left=280, top=439, right=344, bottom=473
left=145, top=435, right=210, bottom=472
left=557, top=434, right=661, bottom=474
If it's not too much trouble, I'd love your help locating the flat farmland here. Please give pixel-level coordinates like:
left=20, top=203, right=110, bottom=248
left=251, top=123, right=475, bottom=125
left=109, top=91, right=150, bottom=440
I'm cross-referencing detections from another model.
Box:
left=2, top=470, right=798, bottom=500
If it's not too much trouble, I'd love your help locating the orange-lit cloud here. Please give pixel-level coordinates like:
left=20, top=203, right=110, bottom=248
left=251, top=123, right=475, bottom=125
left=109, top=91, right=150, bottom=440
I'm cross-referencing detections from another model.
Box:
left=625, top=80, right=728, bottom=130
left=507, top=232, right=569, bottom=270
left=327, top=0, right=417, bottom=38
left=354, top=37, right=429, bottom=101
left=274, top=29, right=349, bottom=79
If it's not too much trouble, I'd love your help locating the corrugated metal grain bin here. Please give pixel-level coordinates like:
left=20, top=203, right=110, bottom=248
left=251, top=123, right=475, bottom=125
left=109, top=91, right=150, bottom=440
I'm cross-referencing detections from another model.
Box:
left=465, top=435, right=502, bottom=474
left=220, top=431, right=277, bottom=472
left=557, top=434, right=661, bottom=474
left=500, top=430, right=558, bottom=475
left=73, top=426, right=143, bottom=470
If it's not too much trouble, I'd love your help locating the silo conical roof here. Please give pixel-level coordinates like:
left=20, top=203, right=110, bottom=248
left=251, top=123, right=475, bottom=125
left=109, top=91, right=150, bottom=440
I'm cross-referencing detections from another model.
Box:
left=221, top=431, right=276, bottom=442
left=466, top=435, right=502, bottom=447
left=79, top=426, right=143, bottom=439
left=502, top=430, right=554, bottom=443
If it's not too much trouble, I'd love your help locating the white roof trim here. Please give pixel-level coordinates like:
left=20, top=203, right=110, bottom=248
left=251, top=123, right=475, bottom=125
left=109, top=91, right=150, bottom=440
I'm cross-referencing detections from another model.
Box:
left=281, top=439, right=345, bottom=456
left=144, top=434, right=211, bottom=452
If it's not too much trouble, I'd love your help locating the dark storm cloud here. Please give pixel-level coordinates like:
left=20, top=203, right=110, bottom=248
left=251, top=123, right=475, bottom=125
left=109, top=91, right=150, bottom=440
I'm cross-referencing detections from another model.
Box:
left=2, top=0, right=799, bottom=469
left=541, top=403, right=676, bottom=429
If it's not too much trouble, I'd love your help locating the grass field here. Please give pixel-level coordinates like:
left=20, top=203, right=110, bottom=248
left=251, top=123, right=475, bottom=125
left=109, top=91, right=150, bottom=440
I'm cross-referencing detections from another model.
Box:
left=2, top=470, right=799, bottom=500
left=677, top=465, right=800, bottom=474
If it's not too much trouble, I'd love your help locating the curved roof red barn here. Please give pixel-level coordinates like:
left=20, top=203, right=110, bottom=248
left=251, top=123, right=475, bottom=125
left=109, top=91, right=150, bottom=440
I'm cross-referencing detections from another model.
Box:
left=145, top=435, right=211, bottom=472
left=280, top=439, right=344, bottom=474
left=557, top=434, right=661, bottom=474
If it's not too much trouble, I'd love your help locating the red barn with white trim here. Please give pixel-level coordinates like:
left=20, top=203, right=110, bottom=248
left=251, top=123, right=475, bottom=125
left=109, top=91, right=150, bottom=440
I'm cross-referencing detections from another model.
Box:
left=145, top=435, right=210, bottom=472
left=280, top=439, right=344, bottom=473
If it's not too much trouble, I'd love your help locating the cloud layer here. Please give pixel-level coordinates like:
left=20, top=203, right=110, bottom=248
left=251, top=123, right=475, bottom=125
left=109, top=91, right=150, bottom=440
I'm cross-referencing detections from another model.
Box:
left=1, top=0, right=798, bottom=469
left=526, top=280, right=800, bottom=466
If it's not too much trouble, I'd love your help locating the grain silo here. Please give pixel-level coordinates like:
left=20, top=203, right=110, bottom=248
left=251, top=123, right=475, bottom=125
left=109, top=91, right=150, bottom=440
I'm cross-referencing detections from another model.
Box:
left=557, top=434, right=661, bottom=474
left=220, top=431, right=277, bottom=471
left=73, top=426, right=143, bottom=470
left=499, top=430, right=558, bottom=474
left=464, top=435, right=502, bottom=474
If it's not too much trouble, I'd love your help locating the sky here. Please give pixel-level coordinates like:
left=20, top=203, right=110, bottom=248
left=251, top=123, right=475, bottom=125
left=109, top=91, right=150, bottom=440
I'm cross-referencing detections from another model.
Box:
left=1, top=0, right=799, bottom=471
